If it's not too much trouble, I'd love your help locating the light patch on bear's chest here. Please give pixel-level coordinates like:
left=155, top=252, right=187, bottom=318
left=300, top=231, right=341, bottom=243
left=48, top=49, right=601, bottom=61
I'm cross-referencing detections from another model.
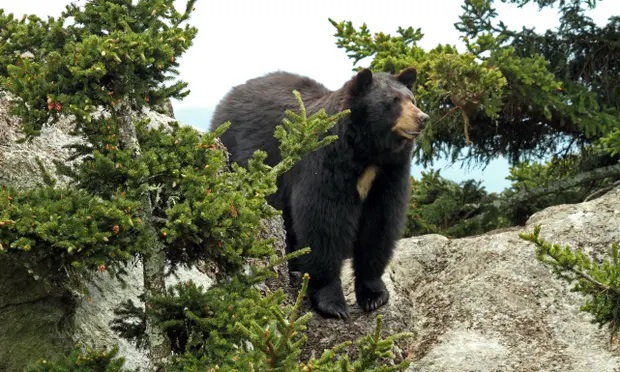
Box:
left=357, top=165, right=378, bottom=201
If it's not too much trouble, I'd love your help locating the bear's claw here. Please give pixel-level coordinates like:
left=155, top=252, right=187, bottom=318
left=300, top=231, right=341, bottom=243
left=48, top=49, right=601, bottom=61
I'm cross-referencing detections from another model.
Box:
left=310, top=280, right=349, bottom=320
left=355, top=278, right=389, bottom=312
left=315, top=300, right=350, bottom=320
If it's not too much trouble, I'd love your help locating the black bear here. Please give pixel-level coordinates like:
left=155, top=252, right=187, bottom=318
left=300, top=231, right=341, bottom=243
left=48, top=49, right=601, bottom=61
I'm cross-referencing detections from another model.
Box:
left=211, top=68, right=428, bottom=319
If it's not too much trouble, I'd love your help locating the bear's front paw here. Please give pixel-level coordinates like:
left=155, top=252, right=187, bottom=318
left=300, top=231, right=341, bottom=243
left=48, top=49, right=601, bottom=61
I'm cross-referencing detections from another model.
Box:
left=310, top=281, right=349, bottom=320
left=355, top=278, right=389, bottom=312
left=289, top=271, right=303, bottom=288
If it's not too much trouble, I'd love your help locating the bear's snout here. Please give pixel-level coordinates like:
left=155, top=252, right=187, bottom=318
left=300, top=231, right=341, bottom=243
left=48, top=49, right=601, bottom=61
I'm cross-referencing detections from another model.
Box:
left=417, top=112, right=430, bottom=129
left=392, top=101, right=427, bottom=140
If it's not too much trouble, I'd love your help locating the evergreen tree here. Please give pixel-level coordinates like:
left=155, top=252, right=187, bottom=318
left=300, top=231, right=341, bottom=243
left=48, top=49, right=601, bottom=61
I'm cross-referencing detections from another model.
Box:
left=0, top=1, right=410, bottom=369
left=1, top=0, right=198, bottom=366
left=330, top=0, right=619, bottom=234
left=404, top=171, right=506, bottom=238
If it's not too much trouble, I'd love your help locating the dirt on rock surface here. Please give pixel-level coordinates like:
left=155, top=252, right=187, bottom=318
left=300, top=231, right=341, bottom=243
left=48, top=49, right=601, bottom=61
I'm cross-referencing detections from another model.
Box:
left=302, top=188, right=620, bottom=372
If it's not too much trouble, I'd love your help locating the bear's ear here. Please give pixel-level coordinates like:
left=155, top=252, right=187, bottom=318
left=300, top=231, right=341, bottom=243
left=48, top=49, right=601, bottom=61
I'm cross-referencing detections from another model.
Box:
left=396, top=67, right=417, bottom=88
left=350, top=68, right=373, bottom=95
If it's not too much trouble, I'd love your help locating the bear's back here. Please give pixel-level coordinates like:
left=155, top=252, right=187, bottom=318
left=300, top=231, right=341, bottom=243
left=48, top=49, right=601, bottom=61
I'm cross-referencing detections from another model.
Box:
left=211, top=72, right=332, bottom=166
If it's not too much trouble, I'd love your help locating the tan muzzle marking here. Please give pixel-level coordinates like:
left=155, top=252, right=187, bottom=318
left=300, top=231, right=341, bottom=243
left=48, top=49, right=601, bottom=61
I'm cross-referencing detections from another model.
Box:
left=392, top=101, right=423, bottom=140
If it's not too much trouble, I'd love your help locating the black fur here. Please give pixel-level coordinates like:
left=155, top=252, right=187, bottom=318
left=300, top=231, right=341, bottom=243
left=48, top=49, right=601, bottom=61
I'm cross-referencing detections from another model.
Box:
left=211, top=69, right=426, bottom=319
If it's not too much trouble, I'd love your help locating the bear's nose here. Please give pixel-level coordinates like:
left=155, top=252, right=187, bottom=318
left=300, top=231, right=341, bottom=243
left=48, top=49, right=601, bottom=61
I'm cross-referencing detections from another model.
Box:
left=418, top=112, right=430, bottom=129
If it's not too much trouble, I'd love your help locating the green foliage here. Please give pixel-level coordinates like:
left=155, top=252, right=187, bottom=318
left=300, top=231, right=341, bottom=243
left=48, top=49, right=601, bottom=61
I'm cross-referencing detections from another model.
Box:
left=501, top=151, right=618, bottom=224
left=160, top=278, right=286, bottom=368
left=274, top=90, right=344, bottom=171
left=404, top=150, right=617, bottom=238
left=0, top=112, right=277, bottom=282
left=2, top=88, right=347, bottom=278
left=330, top=0, right=619, bottom=167
left=0, top=0, right=390, bottom=370
left=28, top=346, right=127, bottom=372
left=330, top=16, right=557, bottom=165
left=1, top=6, right=350, bottom=363
left=0, top=0, right=197, bottom=137
left=301, top=314, right=412, bottom=372
left=158, top=273, right=412, bottom=371
left=601, top=128, right=620, bottom=157
left=331, top=0, right=619, bottom=237
left=0, top=0, right=203, bottom=279
left=521, top=226, right=620, bottom=336
left=405, top=171, right=506, bottom=238
left=0, top=187, right=142, bottom=279
left=332, top=315, right=412, bottom=372
left=1, top=1, right=407, bottom=369
left=329, top=18, right=425, bottom=71
left=506, top=158, right=581, bottom=191
left=2, top=59, right=346, bottom=368
left=234, top=272, right=312, bottom=370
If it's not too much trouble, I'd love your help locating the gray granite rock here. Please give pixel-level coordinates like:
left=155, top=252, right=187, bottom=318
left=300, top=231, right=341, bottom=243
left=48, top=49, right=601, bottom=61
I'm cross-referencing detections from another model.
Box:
left=303, top=188, right=620, bottom=372
left=1, top=92, right=619, bottom=371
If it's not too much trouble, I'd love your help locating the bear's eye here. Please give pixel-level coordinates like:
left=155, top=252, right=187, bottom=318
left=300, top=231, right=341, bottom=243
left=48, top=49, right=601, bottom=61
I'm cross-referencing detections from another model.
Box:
left=392, top=96, right=400, bottom=104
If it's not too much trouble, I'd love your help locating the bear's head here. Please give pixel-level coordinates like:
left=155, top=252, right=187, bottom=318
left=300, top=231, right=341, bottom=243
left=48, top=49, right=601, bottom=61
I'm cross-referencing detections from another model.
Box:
left=344, top=67, right=429, bottom=162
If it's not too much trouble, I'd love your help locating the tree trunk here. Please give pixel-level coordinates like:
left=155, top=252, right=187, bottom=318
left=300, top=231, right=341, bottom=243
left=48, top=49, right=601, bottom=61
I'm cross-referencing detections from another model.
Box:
left=117, top=105, right=170, bottom=370
left=504, top=162, right=620, bottom=207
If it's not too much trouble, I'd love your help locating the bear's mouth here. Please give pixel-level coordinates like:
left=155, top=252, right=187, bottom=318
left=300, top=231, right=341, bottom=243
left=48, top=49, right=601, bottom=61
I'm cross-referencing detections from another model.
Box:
left=396, top=129, right=421, bottom=140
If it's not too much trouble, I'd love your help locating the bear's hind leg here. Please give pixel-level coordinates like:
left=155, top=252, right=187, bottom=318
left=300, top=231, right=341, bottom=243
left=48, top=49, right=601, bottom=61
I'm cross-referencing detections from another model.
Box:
left=297, top=249, right=349, bottom=319
left=292, top=196, right=358, bottom=319
left=290, top=165, right=365, bottom=319
left=282, top=205, right=304, bottom=287
left=309, top=278, right=348, bottom=320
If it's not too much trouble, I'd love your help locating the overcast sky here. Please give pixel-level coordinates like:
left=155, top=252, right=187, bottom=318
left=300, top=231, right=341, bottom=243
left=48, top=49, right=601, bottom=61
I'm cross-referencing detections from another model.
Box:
left=3, top=1, right=618, bottom=192
left=4, top=0, right=616, bottom=108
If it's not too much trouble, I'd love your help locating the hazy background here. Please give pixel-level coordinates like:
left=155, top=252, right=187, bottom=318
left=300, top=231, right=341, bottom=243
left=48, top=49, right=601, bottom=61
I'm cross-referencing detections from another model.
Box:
left=4, top=0, right=618, bottom=192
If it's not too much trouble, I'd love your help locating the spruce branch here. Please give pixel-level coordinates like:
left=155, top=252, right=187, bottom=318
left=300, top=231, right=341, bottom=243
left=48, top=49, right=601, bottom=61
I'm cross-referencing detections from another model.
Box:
left=248, top=247, right=312, bottom=284
left=521, top=225, right=620, bottom=336
left=351, top=315, right=413, bottom=372
left=237, top=273, right=312, bottom=371
left=521, top=226, right=620, bottom=295
left=273, top=90, right=346, bottom=176
left=305, top=315, right=413, bottom=372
